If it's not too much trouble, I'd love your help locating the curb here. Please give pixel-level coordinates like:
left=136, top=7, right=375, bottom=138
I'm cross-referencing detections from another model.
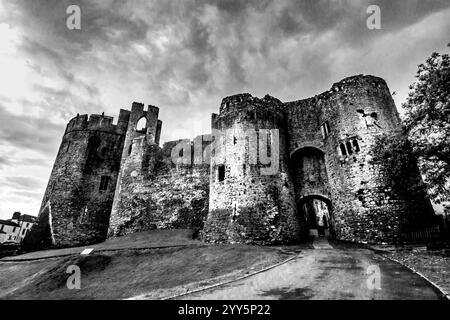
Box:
left=0, top=244, right=207, bottom=263
left=381, top=253, right=450, bottom=300
left=128, top=253, right=299, bottom=300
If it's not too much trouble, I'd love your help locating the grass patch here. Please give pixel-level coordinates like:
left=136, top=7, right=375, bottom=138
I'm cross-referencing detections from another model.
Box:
left=11, top=229, right=199, bottom=261
left=387, top=249, right=450, bottom=297
left=0, top=244, right=288, bottom=300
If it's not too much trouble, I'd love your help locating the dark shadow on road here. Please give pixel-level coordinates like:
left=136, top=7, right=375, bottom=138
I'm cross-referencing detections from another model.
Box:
left=260, top=287, right=314, bottom=300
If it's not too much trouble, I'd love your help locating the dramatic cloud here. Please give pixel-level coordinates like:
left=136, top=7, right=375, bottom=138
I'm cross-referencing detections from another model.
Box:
left=0, top=156, right=10, bottom=168
left=4, top=176, right=45, bottom=190
left=0, top=103, right=65, bottom=154
left=0, top=0, right=449, bottom=218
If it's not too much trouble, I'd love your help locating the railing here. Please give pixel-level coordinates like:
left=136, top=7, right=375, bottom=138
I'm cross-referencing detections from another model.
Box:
left=401, top=226, right=442, bottom=243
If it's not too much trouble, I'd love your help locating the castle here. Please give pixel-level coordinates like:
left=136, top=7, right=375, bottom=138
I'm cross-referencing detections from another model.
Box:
left=30, top=75, right=435, bottom=248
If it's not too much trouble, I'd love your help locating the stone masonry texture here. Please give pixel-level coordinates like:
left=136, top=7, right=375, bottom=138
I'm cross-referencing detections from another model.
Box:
left=30, top=75, right=436, bottom=249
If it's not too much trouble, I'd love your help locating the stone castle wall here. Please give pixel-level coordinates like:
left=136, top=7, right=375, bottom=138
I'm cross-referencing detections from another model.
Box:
left=284, top=75, right=434, bottom=243
left=31, top=74, right=435, bottom=249
left=202, top=94, right=302, bottom=244
left=35, top=111, right=129, bottom=247
left=108, top=102, right=210, bottom=237
left=108, top=136, right=211, bottom=237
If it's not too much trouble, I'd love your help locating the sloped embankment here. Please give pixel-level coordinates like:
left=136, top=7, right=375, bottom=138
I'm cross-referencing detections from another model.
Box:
left=0, top=231, right=294, bottom=299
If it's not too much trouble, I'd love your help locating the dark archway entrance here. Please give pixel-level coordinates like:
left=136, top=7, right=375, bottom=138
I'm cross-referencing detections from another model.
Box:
left=291, top=147, right=334, bottom=239
left=298, top=195, right=333, bottom=238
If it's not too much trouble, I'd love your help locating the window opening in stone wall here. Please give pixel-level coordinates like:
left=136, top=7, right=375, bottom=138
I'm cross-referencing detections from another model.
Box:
left=136, top=117, right=147, bottom=133
left=243, top=164, right=246, bottom=176
left=352, top=140, right=360, bottom=153
left=218, top=165, right=225, bottom=182
left=128, top=143, right=133, bottom=155
left=66, top=141, right=71, bottom=152
left=340, top=139, right=361, bottom=157
left=346, top=141, right=353, bottom=155
left=321, top=121, right=330, bottom=139
left=266, top=131, right=272, bottom=157
left=99, top=176, right=110, bottom=191
left=325, top=121, right=330, bottom=134
left=79, top=207, right=88, bottom=223
left=340, top=144, right=347, bottom=156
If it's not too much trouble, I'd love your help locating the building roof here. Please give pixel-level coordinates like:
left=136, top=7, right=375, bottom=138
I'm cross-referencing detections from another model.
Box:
left=0, top=219, right=20, bottom=228
left=18, top=214, right=37, bottom=223
left=12, top=212, right=21, bottom=220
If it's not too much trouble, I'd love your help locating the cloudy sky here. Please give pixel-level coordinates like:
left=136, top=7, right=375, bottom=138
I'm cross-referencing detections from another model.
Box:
left=0, top=0, right=449, bottom=219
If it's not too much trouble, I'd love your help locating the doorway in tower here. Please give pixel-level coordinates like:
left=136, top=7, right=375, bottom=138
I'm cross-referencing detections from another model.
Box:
left=300, top=197, right=331, bottom=238
left=291, top=147, right=333, bottom=239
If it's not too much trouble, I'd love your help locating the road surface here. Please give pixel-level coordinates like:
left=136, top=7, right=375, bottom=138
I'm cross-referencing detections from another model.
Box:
left=180, top=239, right=442, bottom=300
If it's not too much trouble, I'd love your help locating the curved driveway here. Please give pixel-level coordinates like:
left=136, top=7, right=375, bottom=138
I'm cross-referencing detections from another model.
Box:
left=181, top=240, right=442, bottom=300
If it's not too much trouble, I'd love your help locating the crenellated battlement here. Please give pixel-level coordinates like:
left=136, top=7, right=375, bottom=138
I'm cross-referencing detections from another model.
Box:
left=65, top=110, right=130, bottom=136
left=283, top=75, right=389, bottom=108
left=219, top=93, right=285, bottom=116
left=215, top=93, right=286, bottom=131
left=219, top=93, right=253, bottom=114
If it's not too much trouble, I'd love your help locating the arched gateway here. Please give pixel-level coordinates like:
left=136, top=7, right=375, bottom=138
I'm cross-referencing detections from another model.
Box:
left=291, top=147, right=334, bottom=238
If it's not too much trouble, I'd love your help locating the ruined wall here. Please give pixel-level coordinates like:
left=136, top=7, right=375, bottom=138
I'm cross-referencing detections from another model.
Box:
left=108, top=103, right=210, bottom=237
left=110, top=102, right=160, bottom=221
left=108, top=137, right=210, bottom=237
left=203, top=94, right=302, bottom=245
left=35, top=111, right=129, bottom=247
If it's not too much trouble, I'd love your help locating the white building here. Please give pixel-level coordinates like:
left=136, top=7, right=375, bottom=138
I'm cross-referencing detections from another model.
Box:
left=0, top=230, right=7, bottom=243
left=0, top=212, right=37, bottom=244
left=0, top=219, right=21, bottom=244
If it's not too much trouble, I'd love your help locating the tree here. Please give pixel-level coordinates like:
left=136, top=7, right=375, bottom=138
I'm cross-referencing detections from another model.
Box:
left=402, top=51, right=450, bottom=203
left=371, top=128, right=437, bottom=230
left=371, top=128, right=428, bottom=199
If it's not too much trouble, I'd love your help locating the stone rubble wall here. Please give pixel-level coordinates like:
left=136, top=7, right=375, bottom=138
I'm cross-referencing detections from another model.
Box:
left=203, top=94, right=302, bottom=245
left=108, top=136, right=210, bottom=237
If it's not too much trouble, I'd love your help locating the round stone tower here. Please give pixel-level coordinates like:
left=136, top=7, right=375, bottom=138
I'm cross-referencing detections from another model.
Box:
left=203, top=93, right=303, bottom=244
left=34, top=110, right=130, bottom=248
left=284, top=75, right=434, bottom=243
left=319, top=75, right=404, bottom=243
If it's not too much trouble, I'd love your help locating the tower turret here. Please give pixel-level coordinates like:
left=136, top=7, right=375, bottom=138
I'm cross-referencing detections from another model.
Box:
left=284, top=75, right=434, bottom=243
left=203, top=94, right=302, bottom=244
left=30, top=110, right=129, bottom=248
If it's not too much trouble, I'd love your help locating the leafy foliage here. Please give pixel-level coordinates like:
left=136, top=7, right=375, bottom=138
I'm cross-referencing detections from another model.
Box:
left=372, top=50, right=449, bottom=204
left=370, top=129, right=427, bottom=199
left=402, top=51, right=450, bottom=203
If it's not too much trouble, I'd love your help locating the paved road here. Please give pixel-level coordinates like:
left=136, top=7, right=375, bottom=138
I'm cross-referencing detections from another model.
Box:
left=181, top=239, right=442, bottom=300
